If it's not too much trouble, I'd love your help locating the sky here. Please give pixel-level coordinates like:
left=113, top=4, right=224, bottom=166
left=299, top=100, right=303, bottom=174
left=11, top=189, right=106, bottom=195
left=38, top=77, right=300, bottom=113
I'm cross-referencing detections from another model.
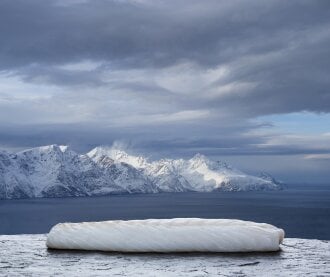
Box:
left=0, top=0, right=329, bottom=183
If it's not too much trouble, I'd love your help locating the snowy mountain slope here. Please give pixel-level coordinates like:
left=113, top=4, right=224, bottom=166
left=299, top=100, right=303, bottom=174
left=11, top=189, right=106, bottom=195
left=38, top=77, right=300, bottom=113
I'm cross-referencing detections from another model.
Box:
left=0, top=145, right=282, bottom=199
left=0, top=145, right=124, bottom=199
left=87, top=146, right=282, bottom=192
left=180, top=154, right=281, bottom=191
left=87, top=147, right=281, bottom=191
left=87, top=149, right=158, bottom=193
left=0, top=150, right=34, bottom=199
left=87, top=148, right=193, bottom=192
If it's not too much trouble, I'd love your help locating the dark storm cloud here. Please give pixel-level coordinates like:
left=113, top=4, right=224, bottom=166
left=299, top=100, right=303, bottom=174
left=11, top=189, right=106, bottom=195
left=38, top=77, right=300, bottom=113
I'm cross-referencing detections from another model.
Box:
left=0, top=0, right=328, bottom=68
left=1, top=0, right=329, bottom=116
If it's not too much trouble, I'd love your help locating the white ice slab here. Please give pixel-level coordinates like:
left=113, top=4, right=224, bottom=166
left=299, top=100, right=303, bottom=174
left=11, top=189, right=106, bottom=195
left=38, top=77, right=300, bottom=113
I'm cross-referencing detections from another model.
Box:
left=46, top=218, right=284, bottom=252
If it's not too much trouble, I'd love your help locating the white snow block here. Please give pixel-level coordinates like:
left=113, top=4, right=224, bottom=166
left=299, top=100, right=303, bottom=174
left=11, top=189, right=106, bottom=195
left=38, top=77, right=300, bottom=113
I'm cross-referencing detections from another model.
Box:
left=46, top=218, right=285, bottom=252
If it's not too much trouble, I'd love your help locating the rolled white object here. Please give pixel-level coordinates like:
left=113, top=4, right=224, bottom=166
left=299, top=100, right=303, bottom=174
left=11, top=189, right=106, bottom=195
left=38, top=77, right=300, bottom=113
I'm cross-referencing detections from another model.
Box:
left=46, top=218, right=285, bottom=252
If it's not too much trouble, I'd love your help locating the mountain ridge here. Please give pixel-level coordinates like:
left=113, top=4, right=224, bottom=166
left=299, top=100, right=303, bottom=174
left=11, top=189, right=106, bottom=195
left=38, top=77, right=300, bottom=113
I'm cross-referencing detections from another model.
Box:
left=0, top=145, right=283, bottom=199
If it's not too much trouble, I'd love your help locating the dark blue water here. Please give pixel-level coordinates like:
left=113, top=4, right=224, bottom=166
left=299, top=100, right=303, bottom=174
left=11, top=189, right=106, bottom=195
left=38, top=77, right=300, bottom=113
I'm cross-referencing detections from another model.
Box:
left=0, top=184, right=329, bottom=239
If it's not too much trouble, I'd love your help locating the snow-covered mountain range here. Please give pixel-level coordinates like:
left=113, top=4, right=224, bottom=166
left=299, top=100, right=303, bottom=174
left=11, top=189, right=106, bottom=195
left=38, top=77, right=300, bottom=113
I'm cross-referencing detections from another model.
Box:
left=0, top=145, right=283, bottom=199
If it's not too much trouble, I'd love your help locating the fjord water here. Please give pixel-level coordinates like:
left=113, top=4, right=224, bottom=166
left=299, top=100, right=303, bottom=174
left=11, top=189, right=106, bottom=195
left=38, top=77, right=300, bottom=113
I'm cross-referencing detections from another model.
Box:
left=0, top=184, right=329, bottom=239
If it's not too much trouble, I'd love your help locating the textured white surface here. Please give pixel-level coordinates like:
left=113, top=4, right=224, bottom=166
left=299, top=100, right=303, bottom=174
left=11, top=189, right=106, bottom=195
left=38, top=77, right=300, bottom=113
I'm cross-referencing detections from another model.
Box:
left=0, top=234, right=329, bottom=276
left=46, top=218, right=284, bottom=252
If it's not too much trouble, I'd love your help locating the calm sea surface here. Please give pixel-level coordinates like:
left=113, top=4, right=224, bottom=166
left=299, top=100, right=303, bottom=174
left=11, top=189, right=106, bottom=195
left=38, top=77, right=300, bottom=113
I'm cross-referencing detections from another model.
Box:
left=1, top=184, right=329, bottom=239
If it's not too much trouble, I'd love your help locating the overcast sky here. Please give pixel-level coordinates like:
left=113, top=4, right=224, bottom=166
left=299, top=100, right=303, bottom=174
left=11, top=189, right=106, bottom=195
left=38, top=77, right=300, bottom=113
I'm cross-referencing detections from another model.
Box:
left=0, top=0, right=329, bottom=183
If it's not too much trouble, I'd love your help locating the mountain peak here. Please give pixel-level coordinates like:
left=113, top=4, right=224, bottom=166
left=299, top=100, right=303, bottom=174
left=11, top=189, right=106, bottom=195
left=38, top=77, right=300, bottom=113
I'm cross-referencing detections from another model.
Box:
left=87, top=146, right=111, bottom=158
left=192, top=153, right=208, bottom=160
left=189, top=153, right=211, bottom=167
left=18, top=144, right=70, bottom=155
left=87, top=146, right=129, bottom=160
left=87, top=146, right=148, bottom=168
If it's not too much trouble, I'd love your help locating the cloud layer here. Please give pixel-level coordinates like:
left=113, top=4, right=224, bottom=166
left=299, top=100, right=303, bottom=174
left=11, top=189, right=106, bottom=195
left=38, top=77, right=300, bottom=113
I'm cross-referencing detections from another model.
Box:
left=0, top=0, right=329, bottom=182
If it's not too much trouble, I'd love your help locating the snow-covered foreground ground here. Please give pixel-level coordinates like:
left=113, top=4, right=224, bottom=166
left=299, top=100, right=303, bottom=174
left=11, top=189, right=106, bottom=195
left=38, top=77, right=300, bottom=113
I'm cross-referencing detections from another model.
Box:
left=0, top=235, right=329, bottom=276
